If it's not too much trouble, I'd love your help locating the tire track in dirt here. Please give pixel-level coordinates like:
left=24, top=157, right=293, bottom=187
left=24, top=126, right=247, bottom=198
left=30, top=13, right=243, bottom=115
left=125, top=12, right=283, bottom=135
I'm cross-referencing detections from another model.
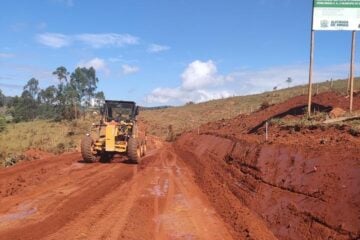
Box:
left=127, top=145, right=234, bottom=240
left=46, top=167, right=142, bottom=240
left=0, top=139, right=236, bottom=240
left=0, top=154, right=136, bottom=240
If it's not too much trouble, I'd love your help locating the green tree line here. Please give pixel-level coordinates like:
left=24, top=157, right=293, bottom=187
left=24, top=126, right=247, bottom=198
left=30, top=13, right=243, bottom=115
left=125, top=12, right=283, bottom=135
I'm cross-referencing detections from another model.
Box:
left=1, top=66, right=105, bottom=123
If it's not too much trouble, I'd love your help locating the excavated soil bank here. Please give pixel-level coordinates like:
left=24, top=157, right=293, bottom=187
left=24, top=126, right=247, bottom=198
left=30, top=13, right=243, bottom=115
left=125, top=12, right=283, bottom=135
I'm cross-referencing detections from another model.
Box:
left=175, top=133, right=360, bottom=240
left=175, top=92, right=360, bottom=240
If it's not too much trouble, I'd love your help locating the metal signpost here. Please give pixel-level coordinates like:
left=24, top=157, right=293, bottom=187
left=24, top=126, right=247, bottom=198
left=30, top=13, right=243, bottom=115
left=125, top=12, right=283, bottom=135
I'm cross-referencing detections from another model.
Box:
left=309, top=0, right=360, bottom=116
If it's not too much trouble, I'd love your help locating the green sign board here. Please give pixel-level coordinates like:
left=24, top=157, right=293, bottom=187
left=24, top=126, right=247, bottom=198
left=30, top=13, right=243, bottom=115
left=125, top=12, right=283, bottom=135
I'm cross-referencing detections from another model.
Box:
left=313, top=0, right=360, bottom=30
left=315, top=0, right=360, bottom=8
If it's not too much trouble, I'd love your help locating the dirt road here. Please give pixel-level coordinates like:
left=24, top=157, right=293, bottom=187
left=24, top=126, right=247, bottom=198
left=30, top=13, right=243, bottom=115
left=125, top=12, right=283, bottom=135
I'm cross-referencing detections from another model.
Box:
left=0, top=139, right=234, bottom=240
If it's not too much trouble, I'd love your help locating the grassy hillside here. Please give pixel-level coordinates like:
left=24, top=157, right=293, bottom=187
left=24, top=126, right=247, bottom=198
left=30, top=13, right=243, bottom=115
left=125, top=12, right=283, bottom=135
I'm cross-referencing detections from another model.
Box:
left=0, top=117, right=98, bottom=167
left=140, top=78, right=359, bottom=139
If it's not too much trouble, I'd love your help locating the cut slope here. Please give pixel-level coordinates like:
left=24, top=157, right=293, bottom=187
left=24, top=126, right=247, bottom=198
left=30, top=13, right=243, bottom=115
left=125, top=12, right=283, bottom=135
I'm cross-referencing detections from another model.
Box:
left=174, top=92, right=360, bottom=240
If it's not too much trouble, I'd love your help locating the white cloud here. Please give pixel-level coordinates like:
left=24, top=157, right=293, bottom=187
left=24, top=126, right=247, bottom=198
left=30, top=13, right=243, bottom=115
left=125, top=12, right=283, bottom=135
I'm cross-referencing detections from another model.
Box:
left=230, top=63, right=350, bottom=94
left=36, top=33, right=139, bottom=48
left=181, top=60, right=232, bottom=90
left=145, top=60, right=352, bottom=105
left=146, top=87, right=233, bottom=104
left=78, top=58, right=110, bottom=75
left=146, top=60, right=234, bottom=104
left=122, top=64, right=140, bottom=75
left=0, top=53, right=15, bottom=58
left=147, top=44, right=170, bottom=53
left=36, top=33, right=71, bottom=48
left=76, top=33, right=139, bottom=48
left=196, top=89, right=233, bottom=102
left=146, top=87, right=183, bottom=104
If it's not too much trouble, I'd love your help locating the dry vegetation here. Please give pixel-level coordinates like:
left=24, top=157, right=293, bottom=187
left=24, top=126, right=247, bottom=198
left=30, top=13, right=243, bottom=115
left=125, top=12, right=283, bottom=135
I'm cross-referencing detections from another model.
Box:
left=0, top=116, right=99, bottom=167
left=140, top=78, right=359, bottom=139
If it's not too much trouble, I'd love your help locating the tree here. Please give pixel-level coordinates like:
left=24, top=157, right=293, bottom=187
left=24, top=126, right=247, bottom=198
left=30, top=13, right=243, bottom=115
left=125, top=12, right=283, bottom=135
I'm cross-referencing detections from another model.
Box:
left=8, top=78, right=40, bottom=122
left=69, top=67, right=99, bottom=119
left=0, top=115, right=6, bottom=132
left=38, top=85, right=57, bottom=104
left=6, top=66, right=102, bottom=122
left=53, top=66, right=69, bottom=83
left=38, top=85, right=58, bottom=119
left=8, top=92, right=37, bottom=122
left=286, top=77, right=293, bottom=88
left=70, top=67, right=99, bottom=107
left=63, top=83, right=79, bottom=119
left=94, top=91, right=105, bottom=106
left=52, top=66, right=74, bottom=120
left=24, top=78, right=39, bottom=100
left=0, top=89, right=5, bottom=107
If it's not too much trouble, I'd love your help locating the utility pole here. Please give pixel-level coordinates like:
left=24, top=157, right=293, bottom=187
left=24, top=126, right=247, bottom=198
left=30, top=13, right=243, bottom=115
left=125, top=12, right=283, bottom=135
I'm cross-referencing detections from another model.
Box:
left=308, top=0, right=315, bottom=117
left=349, top=31, right=356, bottom=113
left=308, top=31, right=315, bottom=117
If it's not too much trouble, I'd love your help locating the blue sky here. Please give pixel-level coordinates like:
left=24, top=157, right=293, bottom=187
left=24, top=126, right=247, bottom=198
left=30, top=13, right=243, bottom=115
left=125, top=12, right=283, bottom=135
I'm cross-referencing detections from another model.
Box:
left=0, top=0, right=358, bottom=106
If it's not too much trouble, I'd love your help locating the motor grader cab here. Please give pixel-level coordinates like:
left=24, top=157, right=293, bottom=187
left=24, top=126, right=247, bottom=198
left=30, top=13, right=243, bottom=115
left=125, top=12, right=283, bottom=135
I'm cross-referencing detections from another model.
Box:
left=81, top=100, right=146, bottom=163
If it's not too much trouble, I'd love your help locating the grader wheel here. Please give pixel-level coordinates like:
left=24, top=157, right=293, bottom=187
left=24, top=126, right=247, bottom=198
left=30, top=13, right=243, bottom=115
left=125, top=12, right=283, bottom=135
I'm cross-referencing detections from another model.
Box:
left=81, top=135, right=96, bottom=163
left=128, top=137, right=141, bottom=164
left=141, top=140, right=147, bottom=156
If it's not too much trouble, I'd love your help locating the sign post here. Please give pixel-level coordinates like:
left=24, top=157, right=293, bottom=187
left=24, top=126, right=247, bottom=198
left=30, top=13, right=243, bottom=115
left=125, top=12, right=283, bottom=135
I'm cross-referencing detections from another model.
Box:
left=313, top=0, right=360, bottom=31
left=308, top=30, right=315, bottom=117
left=311, top=0, right=360, bottom=115
left=350, top=31, right=356, bottom=112
left=308, top=0, right=315, bottom=117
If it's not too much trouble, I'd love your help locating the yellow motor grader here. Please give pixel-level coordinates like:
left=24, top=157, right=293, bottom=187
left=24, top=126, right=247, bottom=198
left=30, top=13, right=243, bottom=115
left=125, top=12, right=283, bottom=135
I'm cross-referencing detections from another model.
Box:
left=81, top=100, right=146, bottom=163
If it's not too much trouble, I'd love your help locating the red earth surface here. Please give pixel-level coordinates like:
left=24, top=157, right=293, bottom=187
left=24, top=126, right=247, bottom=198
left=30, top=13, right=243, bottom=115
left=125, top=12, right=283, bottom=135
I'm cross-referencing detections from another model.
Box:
left=0, top=92, right=359, bottom=240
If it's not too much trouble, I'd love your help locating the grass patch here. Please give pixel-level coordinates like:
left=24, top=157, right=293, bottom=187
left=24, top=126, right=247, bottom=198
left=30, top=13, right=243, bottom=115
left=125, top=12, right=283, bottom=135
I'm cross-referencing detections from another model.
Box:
left=0, top=115, right=99, bottom=167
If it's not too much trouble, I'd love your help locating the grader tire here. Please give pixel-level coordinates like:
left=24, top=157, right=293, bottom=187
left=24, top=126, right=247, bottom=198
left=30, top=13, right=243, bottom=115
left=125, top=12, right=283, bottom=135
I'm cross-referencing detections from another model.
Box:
left=128, top=137, right=141, bottom=164
left=142, top=140, right=147, bottom=156
left=81, top=136, right=96, bottom=163
left=139, top=143, right=144, bottom=157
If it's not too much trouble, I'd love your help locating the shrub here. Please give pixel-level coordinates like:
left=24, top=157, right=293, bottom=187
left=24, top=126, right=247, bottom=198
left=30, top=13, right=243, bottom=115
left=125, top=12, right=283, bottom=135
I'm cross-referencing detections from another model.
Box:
left=0, top=116, right=6, bottom=132
left=166, top=125, right=175, bottom=142
left=55, top=142, right=66, bottom=154
left=3, top=154, right=24, bottom=167
left=260, top=101, right=270, bottom=110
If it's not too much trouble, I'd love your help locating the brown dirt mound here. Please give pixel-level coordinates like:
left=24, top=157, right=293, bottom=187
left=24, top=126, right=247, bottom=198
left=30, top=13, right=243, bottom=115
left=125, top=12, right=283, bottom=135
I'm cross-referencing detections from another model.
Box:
left=174, top=92, right=360, bottom=240
left=202, top=92, right=360, bottom=135
left=200, top=92, right=360, bottom=147
left=329, top=107, right=346, bottom=119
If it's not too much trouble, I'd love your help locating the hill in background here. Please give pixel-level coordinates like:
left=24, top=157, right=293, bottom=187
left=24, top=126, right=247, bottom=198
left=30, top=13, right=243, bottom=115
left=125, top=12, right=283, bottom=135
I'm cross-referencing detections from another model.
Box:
left=140, top=78, right=359, bottom=139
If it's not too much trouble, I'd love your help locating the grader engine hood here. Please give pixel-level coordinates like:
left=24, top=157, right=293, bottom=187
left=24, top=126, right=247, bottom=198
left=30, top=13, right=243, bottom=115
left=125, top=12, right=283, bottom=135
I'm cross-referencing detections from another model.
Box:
left=105, top=122, right=132, bottom=152
left=105, top=124, right=118, bottom=152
